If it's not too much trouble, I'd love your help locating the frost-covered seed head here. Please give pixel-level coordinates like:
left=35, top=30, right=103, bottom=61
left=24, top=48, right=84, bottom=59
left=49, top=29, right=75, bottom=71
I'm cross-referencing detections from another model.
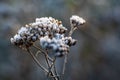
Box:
left=18, top=27, right=28, bottom=33
left=63, top=37, right=77, bottom=46
left=39, top=34, right=72, bottom=57
left=10, top=16, right=80, bottom=57
left=70, top=15, right=86, bottom=28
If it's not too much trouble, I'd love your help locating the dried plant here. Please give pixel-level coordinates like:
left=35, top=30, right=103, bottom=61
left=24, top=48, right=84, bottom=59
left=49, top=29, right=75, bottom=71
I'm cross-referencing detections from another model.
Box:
left=10, top=15, right=86, bottom=80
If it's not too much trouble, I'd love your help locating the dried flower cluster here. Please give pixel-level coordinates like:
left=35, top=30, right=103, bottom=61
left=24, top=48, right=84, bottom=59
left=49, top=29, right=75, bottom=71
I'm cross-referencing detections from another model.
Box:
left=10, top=15, right=86, bottom=80
left=70, top=15, right=86, bottom=28
left=40, top=34, right=76, bottom=57
left=10, top=16, right=79, bottom=57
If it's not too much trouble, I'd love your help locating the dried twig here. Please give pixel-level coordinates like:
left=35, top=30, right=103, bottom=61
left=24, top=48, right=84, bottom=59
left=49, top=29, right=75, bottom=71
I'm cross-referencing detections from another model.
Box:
left=53, top=57, right=60, bottom=80
left=62, top=54, right=68, bottom=75
left=33, top=45, right=53, bottom=62
left=27, top=49, right=48, bottom=73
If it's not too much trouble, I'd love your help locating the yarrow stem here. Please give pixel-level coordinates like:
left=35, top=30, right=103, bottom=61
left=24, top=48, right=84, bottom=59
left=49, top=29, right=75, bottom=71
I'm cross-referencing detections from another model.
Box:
left=69, top=27, right=77, bottom=37
left=33, top=45, right=53, bottom=61
left=27, top=49, right=49, bottom=73
left=62, top=54, right=68, bottom=75
left=27, top=48, right=59, bottom=80
left=33, top=45, right=60, bottom=80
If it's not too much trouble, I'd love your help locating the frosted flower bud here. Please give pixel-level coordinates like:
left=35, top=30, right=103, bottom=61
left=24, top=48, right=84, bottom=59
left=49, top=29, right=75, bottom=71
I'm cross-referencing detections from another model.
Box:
left=32, top=36, right=37, bottom=42
left=18, top=27, right=28, bottom=35
left=40, top=36, right=51, bottom=48
left=63, top=37, right=77, bottom=46
left=70, top=15, right=86, bottom=27
left=10, top=38, right=15, bottom=44
left=52, top=24, right=57, bottom=30
left=36, top=18, right=41, bottom=22
left=38, top=28, right=41, bottom=31
left=14, top=34, right=21, bottom=39
left=54, top=33, right=64, bottom=39
left=71, top=39, right=77, bottom=46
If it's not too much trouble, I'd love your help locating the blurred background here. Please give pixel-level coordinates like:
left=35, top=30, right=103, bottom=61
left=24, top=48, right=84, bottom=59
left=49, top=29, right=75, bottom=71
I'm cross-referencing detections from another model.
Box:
left=0, top=0, right=120, bottom=80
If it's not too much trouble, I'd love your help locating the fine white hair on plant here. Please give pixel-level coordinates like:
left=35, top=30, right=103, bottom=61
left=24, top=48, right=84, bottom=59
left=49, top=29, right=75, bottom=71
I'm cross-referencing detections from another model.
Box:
left=10, top=15, right=86, bottom=80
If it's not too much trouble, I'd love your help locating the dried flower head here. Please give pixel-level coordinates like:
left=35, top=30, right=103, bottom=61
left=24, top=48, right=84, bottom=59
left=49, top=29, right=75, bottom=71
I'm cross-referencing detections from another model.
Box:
left=10, top=15, right=86, bottom=80
left=10, top=26, right=35, bottom=49
left=70, top=15, right=86, bottom=28
left=39, top=34, right=76, bottom=57
left=10, top=16, right=78, bottom=57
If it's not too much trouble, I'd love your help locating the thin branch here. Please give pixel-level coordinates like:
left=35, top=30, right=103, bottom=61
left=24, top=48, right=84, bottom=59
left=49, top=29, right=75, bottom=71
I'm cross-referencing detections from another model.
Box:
left=69, top=27, right=77, bottom=37
left=53, top=57, right=60, bottom=80
left=35, top=50, right=41, bottom=57
left=44, top=50, right=53, bottom=76
left=27, top=49, right=48, bottom=73
left=50, top=57, right=56, bottom=70
left=33, top=45, right=60, bottom=80
left=44, top=50, right=51, bottom=68
left=53, top=57, right=57, bottom=74
left=62, top=54, right=68, bottom=75
left=33, top=45, right=53, bottom=62
left=45, top=50, right=59, bottom=80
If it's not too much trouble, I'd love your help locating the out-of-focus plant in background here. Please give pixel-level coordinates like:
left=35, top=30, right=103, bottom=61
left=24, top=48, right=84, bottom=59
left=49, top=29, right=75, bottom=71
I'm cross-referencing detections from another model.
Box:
left=0, top=0, right=120, bottom=80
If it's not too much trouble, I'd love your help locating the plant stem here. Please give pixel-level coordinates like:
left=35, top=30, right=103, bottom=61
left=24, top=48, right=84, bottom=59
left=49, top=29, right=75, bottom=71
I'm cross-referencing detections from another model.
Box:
left=69, top=27, right=77, bottom=37
left=62, top=54, right=68, bottom=75
left=45, top=50, right=56, bottom=79
left=53, top=57, right=60, bottom=80
left=33, top=45, right=53, bottom=62
left=27, top=49, right=48, bottom=73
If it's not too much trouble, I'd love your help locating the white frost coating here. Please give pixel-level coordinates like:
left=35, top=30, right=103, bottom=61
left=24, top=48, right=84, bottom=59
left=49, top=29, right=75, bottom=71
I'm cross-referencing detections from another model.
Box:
left=18, top=27, right=28, bottom=35
left=14, top=34, right=21, bottom=39
left=39, top=34, right=71, bottom=57
left=39, top=37, right=45, bottom=46
left=70, top=15, right=86, bottom=26
left=10, top=16, right=80, bottom=57
left=33, top=17, right=67, bottom=31
left=10, top=38, right=15, bottom=43
left=55, top=33, right=64, bottom=39
left=31, top=22, right=42, bottom=26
